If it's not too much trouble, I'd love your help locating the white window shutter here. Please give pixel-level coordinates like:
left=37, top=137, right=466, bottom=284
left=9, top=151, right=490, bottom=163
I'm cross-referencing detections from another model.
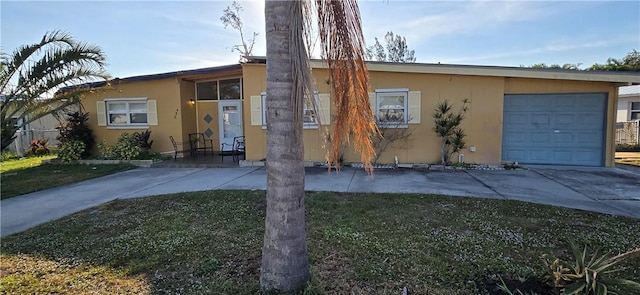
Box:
left=250, top=95, right=262, bottom=126
left=408, top=91, right=421, bottom=124
left=318, top=94, right=331, bottom=125
left=147, top=100, right=158, bottom=125
left=96, top=101, right=107, bottom=126
left=368, top=92, right=376, bottom=118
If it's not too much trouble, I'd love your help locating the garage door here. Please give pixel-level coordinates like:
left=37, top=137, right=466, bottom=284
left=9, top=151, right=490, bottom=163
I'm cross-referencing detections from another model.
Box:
left=502, top=93, right=607, bottom=166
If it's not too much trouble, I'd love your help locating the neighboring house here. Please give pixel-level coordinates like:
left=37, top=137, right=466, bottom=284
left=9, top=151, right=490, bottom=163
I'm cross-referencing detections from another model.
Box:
left=617, top=85, right=640, bottom=122
left=615, top=85, right=640, bottom=144
left=75, top=58, right=639, bottom=167
left=2, top=100, right=75, bottom=155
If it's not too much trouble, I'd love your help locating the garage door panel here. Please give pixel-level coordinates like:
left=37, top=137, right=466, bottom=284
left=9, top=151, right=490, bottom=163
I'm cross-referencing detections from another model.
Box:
left=531, top=132, right=550, bottom=143
left=532, top=114, right=550, bottom=126
left=552, top=133, right=573, bottom=144
left=502, top=93, right=606, bottom=166
left=553, top=150, right=573, bottom=162
left=506, top=113, right=528, bottom=125
left=554, top=114, right=574, bottom=125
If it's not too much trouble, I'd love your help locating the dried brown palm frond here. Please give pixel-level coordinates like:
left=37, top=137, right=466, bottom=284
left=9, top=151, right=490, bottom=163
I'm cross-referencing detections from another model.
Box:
left=316, top=0, right=378, bottom=173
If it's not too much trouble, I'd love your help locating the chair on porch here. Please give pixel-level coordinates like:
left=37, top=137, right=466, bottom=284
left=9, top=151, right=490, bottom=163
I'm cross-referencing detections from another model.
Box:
left=169, top=136, right=190, bottom=160
left=220, top=136, right=245, bottom=161
left=189, top=133, right=214, bottom=157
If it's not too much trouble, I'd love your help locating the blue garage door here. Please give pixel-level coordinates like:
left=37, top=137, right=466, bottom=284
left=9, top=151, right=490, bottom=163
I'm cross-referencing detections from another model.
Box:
left=502, top=93, right=607, bottom=166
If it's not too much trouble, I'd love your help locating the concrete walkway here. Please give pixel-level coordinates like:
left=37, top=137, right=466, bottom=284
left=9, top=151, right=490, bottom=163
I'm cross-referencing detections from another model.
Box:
left=1, top=166, right=639, bottom=237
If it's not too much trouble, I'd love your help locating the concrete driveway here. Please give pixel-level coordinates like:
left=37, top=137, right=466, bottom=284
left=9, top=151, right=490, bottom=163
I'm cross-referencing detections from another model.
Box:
left=1, top=166, right=638, bottom=237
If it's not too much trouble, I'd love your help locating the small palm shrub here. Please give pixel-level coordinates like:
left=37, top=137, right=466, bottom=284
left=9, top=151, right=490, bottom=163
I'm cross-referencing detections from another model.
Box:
left=542, top=240, right=640, bottom=295
left=432, top=99, right=469, bottom=165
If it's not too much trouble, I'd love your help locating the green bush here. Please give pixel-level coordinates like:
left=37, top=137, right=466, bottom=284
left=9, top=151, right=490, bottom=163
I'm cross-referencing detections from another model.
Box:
left=98, top=133, right=141, bottom=160
left=0, top=150, right=19, bottom=161
left=57, top=112, right=95, bottom=158
left=58, top=141, right=86, bottom=163
left=616, top=143, right=640, bottom=152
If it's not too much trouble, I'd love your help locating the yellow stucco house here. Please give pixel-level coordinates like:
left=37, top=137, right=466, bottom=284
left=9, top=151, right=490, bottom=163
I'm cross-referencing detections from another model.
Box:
left=77, top=58, right=639, bottom=167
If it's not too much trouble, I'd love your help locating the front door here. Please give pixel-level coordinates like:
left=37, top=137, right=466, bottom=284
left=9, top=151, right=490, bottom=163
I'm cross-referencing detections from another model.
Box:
left=218, top=100, right=243, bottom=149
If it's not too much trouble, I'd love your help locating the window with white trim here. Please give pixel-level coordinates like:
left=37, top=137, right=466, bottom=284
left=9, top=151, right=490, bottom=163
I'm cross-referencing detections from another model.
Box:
left=631, top=102, right=640, bottom=120
left=260, top=92, right=320, bottom=128
left=376, top=89, right=408, bottom=125
left=106, top=99, right=148, bottom=126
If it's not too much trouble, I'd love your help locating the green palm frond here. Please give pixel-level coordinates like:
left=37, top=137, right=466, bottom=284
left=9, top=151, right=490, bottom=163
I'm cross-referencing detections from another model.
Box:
left=1, top=30, right=108, bottom=151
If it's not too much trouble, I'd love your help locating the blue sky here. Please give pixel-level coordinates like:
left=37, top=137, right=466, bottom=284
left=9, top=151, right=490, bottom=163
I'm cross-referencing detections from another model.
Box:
left=2, top=0, right=639, bottom=78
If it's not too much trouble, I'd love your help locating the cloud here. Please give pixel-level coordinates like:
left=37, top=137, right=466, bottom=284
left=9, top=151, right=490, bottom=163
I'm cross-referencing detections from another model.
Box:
left=362, top=1, right=555, bottom=43
left=434, top=36, right=636, bottom=65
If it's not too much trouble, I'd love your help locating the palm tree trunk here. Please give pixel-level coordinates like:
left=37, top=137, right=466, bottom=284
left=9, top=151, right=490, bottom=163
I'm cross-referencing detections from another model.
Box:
left=260, top=0, right=310, bottom=292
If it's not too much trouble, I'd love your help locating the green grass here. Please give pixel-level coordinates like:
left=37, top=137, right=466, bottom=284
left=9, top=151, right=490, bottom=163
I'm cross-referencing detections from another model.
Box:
left=1, top=191, right=639, bottom=294
left=0, top=154, right=57, bottom=173
left=0, top=157, right=135, bottom=199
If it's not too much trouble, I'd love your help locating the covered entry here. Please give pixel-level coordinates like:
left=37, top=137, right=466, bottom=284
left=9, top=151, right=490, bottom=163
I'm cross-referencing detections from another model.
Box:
left=502, top=93, right=607, bottom=166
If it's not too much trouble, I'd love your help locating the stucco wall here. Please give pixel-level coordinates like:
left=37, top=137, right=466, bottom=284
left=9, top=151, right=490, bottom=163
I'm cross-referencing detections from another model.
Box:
left=82, top=77, right=185, bottom=156
left=243, top=64, right=508, bottom=165
left=243, top=65, right=618, bottom=167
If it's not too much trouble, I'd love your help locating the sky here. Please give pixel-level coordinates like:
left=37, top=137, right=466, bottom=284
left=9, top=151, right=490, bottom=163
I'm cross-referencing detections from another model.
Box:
left=2, top=0, right=639, bottom=79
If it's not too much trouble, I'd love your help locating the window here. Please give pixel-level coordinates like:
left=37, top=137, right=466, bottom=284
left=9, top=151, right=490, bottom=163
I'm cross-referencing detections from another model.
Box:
left=259, top=92, right=319, bottom=128
left=106, top=100, right=148, bottom=126
left=376, top=89, right=408, bottom=125
left=631, top=102, right=640, bottom=120
left=196, top=81, right=218, bottom=100
left=196, top=78, right=242, bottom=101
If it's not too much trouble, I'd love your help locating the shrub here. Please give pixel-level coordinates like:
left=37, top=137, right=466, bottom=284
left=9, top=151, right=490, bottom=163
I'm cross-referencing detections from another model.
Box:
left=57, top=112, right=94, bottom=158
left=542, top=240, right=640, bottom=295
left=98, top=133, right=141, bottom=160
left=134, top=130, right=153, bottom=150
left=28, top=138, right=50, bottom=156
left=433, top=99, right=469, bottom=165
left=616, top=143, right=640, bottom=152
left=0, top=150, right=19, bottom=161
left=58, top=140, right=86, bottom=163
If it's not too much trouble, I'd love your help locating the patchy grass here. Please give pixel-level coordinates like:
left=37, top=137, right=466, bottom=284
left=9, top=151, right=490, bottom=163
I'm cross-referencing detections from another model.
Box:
left=1, top=191, right=639, bottom=294
left=0, top=155, right=57, bottom=173
left=616, top=159, right=640, bottom=167
left=0, top=160, right=135, bottom=200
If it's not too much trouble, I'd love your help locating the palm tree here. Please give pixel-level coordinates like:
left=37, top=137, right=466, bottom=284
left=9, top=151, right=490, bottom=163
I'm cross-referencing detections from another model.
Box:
left=1, top=31, right=108, bottom=151
left=260, top=0, right=376, bottom=292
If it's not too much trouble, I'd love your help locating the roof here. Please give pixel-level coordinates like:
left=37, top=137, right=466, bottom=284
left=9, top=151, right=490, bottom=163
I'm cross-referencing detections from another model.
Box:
left=245, top=56, right=639, bottom=84
left=57, top=64, right=242, bottom=94
left=619, top=85, right=640, bottom=97
left=59, top=58, right=638, bottom=94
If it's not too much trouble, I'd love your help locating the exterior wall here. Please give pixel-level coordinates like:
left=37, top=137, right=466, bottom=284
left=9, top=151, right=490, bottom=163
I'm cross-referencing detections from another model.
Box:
left=243, top=65, right=620, bottom=167
left=82, top=78, right=185, bottom=156
left=617, top=95, right=640, bottom=122
left=242, top=65, right=331, bottom=162
left=243, top=64, right=507, bottom=165
left=179, top=80, right=197, bottom=144
left=504, top=78, right=617, bottom=167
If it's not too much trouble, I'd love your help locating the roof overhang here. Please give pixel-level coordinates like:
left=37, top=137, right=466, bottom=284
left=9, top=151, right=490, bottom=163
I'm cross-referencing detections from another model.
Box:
left=307, top=60, right=640, bottom=84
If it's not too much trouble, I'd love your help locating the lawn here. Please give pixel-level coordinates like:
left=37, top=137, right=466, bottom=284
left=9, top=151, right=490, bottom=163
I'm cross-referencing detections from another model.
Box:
left=0, top=157, right=135, bottom=199
left=1, top=191, right=639, bottom=294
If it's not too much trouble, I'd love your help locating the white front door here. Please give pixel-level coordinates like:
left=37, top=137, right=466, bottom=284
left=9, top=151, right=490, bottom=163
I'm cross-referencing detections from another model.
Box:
left=218, top=100, right=243, bottom=149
